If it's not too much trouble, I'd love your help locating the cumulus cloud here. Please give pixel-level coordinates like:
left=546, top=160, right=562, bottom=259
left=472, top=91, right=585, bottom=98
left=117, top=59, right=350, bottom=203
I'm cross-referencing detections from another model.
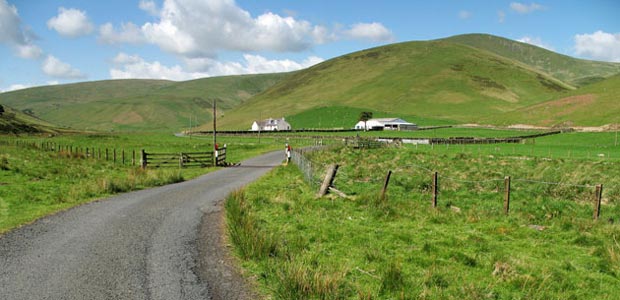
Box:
left=1, top=83, right=31, bottom=93
left=47, top=7, right=94, bottom=37
left=100, top=0, right=392, bottom=58
left=99, top=22, right=146, bottom=44
left=498, top=10, right=506, bottom=23
left=16, top=44, right=43, bottom=59
left=42, top=55, right=86, bottom=79
left=111, top=52, right=324, bottom=80
left=139, top=0, right=159, bottom=16
left=510, top=2, right=544, bottom=14
left=574, top=31, right=620, bottom=62
left=517, top=36, right=555, bottom=51
left=344, top=22, right=394, bottom=42
left=0, top=0, right=41, bottom=59
left=458, top=10, right=472, bottom=20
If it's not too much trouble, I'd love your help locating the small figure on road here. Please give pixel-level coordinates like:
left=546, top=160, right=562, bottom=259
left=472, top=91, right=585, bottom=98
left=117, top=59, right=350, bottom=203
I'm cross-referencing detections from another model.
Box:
left=285, top=143, right=291, bottom=164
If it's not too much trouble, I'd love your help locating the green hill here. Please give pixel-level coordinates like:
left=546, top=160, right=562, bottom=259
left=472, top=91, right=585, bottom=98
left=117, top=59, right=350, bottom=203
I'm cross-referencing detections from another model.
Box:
left=214, top=37, right=577, bottom=129
left=445, top=34, right=620, bottom=87
left=0, top=104, right=58, bottom=134
left=497, top=74, right=620, bottom=126
left=0, top=73, right=288, bottom=132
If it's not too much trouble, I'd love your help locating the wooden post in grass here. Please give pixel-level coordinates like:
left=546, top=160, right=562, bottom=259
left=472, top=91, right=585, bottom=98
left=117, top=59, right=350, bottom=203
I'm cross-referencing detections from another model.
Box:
left=132, top=150, right=136, bottom=166
left=317, top=164, right=339, bottom=197
left=113, top=149, right=117, bottom=164
left=179, top=152, right=184, bottom=168
left=593, top=184, right=603, bottom=220
left=122, top=150, right=125, bottom=165
left=381, top=170, right=392, bottom=202
left=504, top=176, right=511, bottom=215
left=86, top=148, right=89, bottom=158
left=431, top=171, right=438, bottom=208
left=105, top=148, right=109, bottom=161
left=141, top=149, right=147, bottom=169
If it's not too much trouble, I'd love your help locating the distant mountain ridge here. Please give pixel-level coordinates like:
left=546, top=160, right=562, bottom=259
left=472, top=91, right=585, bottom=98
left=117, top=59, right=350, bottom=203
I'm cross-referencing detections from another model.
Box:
left=0, top=74, right=288, bottom=132
left=444, top=34, right=620, bottom=87
left=2, top=34, right=619, bottom=132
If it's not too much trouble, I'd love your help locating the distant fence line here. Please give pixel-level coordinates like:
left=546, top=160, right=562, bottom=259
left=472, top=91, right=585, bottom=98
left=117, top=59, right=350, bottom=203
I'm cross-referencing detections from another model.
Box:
left=193, top=129, right=563, bottom=146
left=0, top=139, right=226, bottom=168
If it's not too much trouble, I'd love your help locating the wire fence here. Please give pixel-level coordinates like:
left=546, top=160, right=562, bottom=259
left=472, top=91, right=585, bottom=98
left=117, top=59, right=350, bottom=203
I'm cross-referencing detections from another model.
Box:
left=291, top=147, right=619, bottom=220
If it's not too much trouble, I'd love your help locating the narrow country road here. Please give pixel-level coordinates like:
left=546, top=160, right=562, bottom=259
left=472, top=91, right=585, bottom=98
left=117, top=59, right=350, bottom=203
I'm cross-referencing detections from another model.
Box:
left=0, top=151, right=283, bottom=300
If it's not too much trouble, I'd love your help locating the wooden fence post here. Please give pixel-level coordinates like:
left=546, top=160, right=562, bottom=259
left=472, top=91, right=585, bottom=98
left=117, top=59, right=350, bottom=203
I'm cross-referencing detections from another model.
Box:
left=504, top=176, right=511, bottom=215
left=141, top=149, right=147, bottom=169
left=113, top=149, right=117, bottom=164
left=132, top=150, right=136, bottom=166
left=380, top=170, right=392, bottom=202
left=179, top=152, right=184, bottom=168
left=431, top=171, right=438, bottom=208
left=593, top=184, right=603, bottom=220
left=105, top=148, right=109, bottom=161
left=317, top=164, right=339, bottom=197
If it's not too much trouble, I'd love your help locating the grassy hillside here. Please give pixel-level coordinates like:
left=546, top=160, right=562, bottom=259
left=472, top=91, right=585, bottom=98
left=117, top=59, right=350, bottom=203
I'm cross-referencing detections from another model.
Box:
left=498, top=74, right=620, bottom=126
left=445, top=34, right=620, bottom=87
left=0, top=73, right=288, bottom=132
left=214, top=39, right=572, bottom=130
left=0, top=105, right=58, bottom=134
left=285, top=106, right=457, bottom=129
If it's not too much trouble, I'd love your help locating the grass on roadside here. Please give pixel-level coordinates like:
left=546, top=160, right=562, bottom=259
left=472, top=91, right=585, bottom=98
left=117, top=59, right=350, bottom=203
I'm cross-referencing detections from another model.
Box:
left=226, top=146, right=620, bottom=300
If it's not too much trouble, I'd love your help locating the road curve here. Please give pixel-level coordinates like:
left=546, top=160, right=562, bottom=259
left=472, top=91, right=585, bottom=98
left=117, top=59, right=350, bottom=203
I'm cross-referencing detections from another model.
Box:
left=0, top=151, right=283, bottom=300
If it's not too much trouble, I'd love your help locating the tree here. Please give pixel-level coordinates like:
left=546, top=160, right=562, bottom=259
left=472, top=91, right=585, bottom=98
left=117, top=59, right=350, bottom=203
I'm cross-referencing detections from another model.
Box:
left=359, top=111, right=373, bottom=131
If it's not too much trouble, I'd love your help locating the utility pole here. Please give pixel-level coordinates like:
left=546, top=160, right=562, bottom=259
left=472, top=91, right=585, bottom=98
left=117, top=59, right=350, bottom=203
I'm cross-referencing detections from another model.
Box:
left=213, top=100, right=217, bottom=150
left=188, top=115, right=192, bottom=139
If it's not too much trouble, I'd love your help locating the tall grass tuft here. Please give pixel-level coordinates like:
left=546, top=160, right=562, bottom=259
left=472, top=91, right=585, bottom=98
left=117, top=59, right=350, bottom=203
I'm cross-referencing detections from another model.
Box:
left=274, top=261, right=348, bottom=300
left=226, top=190, right=278, bottom=260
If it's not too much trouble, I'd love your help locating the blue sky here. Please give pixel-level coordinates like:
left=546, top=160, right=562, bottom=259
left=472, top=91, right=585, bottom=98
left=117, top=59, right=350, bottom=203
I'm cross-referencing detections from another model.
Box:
left=1, top=0, right=619, bottom=92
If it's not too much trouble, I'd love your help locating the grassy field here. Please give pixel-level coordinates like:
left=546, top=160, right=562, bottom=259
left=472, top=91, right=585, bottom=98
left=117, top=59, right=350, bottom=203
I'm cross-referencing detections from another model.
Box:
left=226, top=132, right=620, bottom=299
left=0, top=133, right=282, bottom=234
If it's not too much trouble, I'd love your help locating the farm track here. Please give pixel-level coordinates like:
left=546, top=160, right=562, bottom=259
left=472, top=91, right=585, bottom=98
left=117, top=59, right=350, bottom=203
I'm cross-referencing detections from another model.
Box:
left=0, top=151, right=283, bottom=300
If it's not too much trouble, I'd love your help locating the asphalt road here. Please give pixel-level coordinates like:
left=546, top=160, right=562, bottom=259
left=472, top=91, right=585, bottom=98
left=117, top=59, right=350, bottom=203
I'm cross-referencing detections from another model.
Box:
left=0, top=151, right=283, bottom=300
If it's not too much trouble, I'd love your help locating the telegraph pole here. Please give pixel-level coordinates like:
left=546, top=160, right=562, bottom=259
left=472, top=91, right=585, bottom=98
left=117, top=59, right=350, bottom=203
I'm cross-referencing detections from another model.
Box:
left=213, top=100, right=217, bottom=150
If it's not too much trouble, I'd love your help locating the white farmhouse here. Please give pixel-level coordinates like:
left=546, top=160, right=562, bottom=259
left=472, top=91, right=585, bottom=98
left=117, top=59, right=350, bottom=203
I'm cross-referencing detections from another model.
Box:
left=251, top=118, right=291, bottom=131
left=354, top=118, right=417, bottom=131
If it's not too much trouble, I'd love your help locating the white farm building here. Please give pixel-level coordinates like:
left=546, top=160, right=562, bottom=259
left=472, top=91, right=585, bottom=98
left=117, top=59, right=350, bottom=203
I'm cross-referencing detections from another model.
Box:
left=354, top=118, right=417, bottom=131
left=251, top=118, right=291, bottom=131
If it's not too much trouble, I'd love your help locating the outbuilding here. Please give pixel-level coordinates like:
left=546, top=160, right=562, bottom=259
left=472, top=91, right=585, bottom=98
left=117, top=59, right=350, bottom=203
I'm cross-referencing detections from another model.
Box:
left=354, top=118, right=417, bottom=131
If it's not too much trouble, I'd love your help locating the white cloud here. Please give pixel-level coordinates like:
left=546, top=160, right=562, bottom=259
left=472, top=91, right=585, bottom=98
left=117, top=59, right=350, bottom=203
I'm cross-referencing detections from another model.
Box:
left=139, top=0, right=159, bottom=16
left=47, top=7, right=94, bottom=37
left=1, top=83, right=31, bottom=93
left=344, top=22, right=394, bottom=42
left=574, top=31, right=620, bottom=62
left=459, top=11, right=472, bottom=20
left=498, top=10, right=506, bottom=23
left=0, top=0, right=41, bottom=59
left=517, top=36, right=555, bottom=51
left=16, top=44, right=42, bottom=59
left=42, top=55, right=86, bottom=79
left=510, top=2, right=544, bottom=14
left=101, top=0, right=392, bottom=58
left=111, top=52, right=324, bottom=80
left=99, top=22, right=146, bottom=44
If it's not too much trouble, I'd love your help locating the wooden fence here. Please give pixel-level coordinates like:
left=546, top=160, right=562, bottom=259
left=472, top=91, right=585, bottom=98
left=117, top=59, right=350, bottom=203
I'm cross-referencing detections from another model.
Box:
left=1, top=140, right=227, bottom=169
left=292, top=148, right=613, bottom=221
left=141, top=147, right=226, bottom=169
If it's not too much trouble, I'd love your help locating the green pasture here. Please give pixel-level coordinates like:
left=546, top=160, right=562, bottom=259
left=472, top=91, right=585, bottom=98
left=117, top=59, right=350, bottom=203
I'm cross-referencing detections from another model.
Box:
left=227, top=140, right=620, bottom=299
left=0, top=133, right=280, bottom=234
